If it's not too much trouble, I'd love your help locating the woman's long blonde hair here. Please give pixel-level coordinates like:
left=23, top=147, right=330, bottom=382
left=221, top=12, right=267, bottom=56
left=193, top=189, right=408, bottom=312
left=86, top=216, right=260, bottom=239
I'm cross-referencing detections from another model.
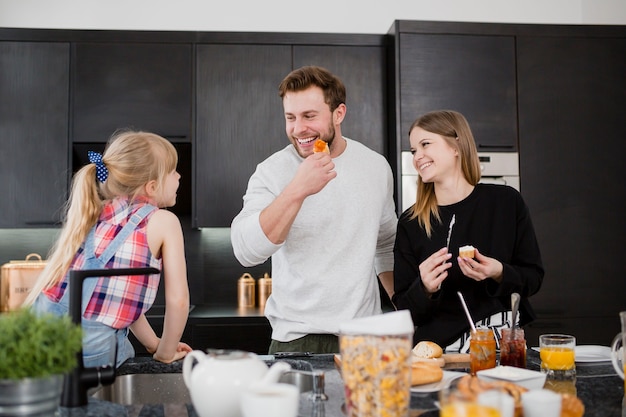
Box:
left=408, top=110, right=481, bottom=237
left=24, top=130, right=178, bottom=306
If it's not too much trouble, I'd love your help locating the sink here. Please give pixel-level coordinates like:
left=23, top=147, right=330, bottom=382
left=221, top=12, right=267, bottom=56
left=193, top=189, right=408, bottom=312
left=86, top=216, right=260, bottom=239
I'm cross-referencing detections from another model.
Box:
left=279, top=370, right=314, bottom=393
left=91, top=373, right=190, bottom=405
left=91, top=359, right=316, bottom=405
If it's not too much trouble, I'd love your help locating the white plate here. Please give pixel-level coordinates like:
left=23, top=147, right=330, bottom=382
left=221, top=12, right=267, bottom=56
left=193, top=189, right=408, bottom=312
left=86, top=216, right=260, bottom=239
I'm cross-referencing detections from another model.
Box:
left=574, top=345, right=612, bottom=362
left=477, top=366, right=546, bottom=390
left=410, top=371, right=466, bottom=393
left=531, top=345, right=612, bottom=363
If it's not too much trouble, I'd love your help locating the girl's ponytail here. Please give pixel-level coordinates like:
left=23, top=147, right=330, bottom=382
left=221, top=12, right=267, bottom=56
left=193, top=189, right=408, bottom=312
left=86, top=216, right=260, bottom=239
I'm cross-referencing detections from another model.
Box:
left=23, top=164, right=104, bottom=306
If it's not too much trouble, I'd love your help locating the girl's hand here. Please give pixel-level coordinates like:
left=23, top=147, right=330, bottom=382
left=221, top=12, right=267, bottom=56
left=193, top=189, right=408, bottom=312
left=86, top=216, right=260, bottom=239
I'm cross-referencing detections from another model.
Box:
left=458, top=247, right=504, bottom=283
left=153, top=342, right=193, bottom=364
left=419, top=247, right=452, bottom=293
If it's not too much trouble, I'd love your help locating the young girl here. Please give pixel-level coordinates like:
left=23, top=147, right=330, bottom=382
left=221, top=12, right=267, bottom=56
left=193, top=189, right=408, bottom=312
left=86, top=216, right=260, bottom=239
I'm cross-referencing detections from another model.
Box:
left=24, top=130, right=191, bottom=367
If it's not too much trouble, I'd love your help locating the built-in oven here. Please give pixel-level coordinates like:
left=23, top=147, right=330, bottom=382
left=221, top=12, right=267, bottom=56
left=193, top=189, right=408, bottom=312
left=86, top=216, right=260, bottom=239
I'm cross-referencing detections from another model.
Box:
left=400, top=152, right=520, bottom=212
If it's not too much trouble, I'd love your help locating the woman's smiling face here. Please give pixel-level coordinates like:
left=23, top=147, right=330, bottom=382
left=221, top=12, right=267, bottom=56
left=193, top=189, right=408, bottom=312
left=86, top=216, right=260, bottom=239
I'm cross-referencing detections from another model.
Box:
left=409, top=126, right=458, bottom=184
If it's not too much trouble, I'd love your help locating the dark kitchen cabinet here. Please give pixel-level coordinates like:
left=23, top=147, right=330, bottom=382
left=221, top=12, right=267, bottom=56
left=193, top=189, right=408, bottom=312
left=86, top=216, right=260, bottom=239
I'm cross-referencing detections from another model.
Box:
left=71, top=42, right=192, bottom=143
left=0, top=42, right=69, bottom=227
left=194, top=40, right=388, bottom=228
left=517, top=35, right=626, bottom=345
left=194, top=44, right=292, bottom=228
left=129, top=307, right=271, bottom=355
left=389, top=26, right=518, bottom=153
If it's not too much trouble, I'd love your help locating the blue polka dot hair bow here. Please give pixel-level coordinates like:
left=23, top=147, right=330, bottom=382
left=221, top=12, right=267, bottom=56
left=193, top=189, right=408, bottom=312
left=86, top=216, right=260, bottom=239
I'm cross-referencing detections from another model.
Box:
left=87, top=151, right=109, bottom=183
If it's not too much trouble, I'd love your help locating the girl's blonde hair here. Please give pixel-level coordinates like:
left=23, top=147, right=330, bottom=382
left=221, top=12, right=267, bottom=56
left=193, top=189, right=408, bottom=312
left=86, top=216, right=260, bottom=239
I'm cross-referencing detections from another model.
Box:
left=24, top=130, right=177, bottom=305
left=408, top=110, right=481, bottom=237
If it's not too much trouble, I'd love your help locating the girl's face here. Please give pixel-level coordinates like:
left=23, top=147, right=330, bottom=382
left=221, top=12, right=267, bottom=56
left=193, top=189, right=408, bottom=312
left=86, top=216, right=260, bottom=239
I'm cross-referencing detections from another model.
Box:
left=409, top=126, right=458, bottom=184
left=156, top=170, right=181, bottom=208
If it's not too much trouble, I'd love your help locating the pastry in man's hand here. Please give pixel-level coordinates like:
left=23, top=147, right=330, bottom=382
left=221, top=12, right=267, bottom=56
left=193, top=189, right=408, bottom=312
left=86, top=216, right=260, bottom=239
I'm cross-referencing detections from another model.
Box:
left=313, top=139, right=330, bottom=154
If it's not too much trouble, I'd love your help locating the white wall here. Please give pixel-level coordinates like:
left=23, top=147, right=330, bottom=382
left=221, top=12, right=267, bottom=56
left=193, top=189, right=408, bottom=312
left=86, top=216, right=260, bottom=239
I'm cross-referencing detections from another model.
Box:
left=0, top=0, right=624, bottom=34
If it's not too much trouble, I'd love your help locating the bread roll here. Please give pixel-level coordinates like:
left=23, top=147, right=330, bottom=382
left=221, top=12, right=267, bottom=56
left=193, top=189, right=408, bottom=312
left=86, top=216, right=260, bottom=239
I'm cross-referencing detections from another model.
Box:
left=459, top=245, right=475, bottom=258
left=411, top=362, right=444, bottom=386
left=412, top=341, right=443, bottom=359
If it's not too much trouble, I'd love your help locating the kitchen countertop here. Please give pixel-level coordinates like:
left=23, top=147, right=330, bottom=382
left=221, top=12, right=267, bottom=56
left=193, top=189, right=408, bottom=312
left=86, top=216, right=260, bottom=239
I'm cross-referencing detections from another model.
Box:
left=58, top=350, right=624, bottom=417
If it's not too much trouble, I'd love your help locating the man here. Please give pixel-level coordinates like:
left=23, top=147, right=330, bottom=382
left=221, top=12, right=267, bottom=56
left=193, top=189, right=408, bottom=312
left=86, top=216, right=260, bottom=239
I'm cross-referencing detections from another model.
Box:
left=231, top=66, right=397, bottom=354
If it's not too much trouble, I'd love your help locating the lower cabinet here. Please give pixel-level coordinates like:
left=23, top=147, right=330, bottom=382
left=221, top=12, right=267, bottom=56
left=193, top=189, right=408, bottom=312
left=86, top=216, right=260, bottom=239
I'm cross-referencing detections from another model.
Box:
left=129, top=309, right=272, bottom=356
left=191, top=318, right=272, bottom=354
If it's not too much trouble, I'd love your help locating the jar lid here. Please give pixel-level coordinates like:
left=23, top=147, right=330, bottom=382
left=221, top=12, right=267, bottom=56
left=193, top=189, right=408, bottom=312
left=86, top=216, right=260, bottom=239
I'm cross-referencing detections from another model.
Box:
left=239, top=273, right=254, bottom=282
left=339, top=310, right=414, bottom=336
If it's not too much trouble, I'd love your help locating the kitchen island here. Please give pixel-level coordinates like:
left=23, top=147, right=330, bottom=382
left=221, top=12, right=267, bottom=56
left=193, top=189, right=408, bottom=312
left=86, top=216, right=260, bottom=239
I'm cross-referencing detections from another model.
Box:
left=58, top=350, right=624, bottom=417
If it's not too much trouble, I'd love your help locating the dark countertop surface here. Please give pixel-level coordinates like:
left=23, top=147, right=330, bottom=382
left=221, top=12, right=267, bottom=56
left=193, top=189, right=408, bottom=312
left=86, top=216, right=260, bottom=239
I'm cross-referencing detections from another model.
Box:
left=58, top=349, right=625, bottom=417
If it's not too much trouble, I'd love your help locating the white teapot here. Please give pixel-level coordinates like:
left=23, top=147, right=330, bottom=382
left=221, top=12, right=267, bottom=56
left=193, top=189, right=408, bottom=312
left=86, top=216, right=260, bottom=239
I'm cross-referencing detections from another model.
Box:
left=183, top=349, right=291, bottom=417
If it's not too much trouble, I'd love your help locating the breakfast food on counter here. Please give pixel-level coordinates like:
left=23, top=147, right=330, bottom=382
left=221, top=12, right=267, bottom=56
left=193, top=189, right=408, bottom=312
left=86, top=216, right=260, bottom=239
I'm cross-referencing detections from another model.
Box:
left=457, top=374, right=527, bottom=417
left=340, top=334, right=411, bottom=417
left=411, top=361, right=444, bottom=386
left=413, top=341, right=444, bottom=359
left=455, top=375, right=585, bottom=417
left=412, top=340, right=445, bottom=366
left=313, top=139, right=330, bottom=153
left=459, top=245, right=476, bottom=258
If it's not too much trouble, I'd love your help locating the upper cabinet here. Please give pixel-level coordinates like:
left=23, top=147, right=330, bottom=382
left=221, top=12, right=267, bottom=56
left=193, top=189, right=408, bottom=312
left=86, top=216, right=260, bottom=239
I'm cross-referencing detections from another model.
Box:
left=389, top=22, right=518, bottom=154
left=0, top=41, right=70, bottom=227
left=193, top=36, right=387, bottom=228
left=194, top=44, right=292, bottom=227
left=71, top=42, right=192, bottom=143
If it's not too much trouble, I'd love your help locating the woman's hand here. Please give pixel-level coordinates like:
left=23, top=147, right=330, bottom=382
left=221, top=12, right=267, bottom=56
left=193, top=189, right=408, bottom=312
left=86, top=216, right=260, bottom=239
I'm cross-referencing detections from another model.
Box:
left=419, top=247, right=452, bottom=293
left=458, top=247, right=503, bottom=283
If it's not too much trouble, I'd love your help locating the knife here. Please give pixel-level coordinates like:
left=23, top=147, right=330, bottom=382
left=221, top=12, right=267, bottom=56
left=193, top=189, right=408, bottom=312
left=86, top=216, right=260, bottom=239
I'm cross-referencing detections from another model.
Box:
left=437, top=214, right=456, bottom=291
left=445, top=214, right=456, bottom=257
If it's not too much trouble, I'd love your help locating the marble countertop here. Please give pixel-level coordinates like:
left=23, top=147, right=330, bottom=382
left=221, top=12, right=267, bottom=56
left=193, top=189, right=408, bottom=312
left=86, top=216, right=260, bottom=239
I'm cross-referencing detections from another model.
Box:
left=58, top=350, right=624, bottom=417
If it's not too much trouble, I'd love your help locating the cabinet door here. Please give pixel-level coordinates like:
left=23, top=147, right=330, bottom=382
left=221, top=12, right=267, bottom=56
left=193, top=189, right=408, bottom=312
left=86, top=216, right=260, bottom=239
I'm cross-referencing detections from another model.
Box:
left=72, top=42, right=192, bottom=142
left=293, top=45, right=387, bottom=156
left=191, top=320, right=272, bottom=354
left=194, top=44, right=291, bottom=227
left=0, top=42, right=69, bottom=227
left=398, top=33, right=517, bottom=151
left=518, top=36, right=626, bottom=343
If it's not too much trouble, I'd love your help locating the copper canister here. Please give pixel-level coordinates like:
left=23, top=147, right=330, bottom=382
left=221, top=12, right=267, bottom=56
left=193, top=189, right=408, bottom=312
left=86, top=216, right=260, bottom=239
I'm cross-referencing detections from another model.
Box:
left=257, top=272, right=272, bottom=309
left=237, top=273, right=256, bottom=308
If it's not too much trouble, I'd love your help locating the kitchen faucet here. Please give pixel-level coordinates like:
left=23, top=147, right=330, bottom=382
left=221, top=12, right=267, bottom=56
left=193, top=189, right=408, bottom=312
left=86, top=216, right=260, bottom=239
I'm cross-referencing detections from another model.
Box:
left=61, top=267, right=160, bottom=407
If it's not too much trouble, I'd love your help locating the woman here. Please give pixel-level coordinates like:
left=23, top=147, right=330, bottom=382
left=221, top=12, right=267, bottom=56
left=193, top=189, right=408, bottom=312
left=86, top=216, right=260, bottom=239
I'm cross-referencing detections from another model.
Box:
left=392, top=110, right=544, bottom=350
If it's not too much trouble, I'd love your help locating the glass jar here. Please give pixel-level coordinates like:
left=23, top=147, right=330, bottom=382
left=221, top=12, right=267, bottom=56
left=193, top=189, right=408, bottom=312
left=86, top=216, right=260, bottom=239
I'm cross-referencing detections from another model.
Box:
left=470, top=327, right=497, bottom=375
left=500, top=328, right=527, bottom=368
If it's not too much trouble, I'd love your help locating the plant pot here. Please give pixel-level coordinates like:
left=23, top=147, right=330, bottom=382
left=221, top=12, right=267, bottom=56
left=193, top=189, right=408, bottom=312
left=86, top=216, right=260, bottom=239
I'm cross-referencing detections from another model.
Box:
left=0, top=374, right=63, bottom=416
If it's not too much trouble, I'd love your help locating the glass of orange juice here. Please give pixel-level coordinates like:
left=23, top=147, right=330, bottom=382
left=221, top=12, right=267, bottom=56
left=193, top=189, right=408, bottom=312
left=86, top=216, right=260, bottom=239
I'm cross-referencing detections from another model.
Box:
left=539, top=334, right=576, bottom=380
left=439, top=386, right=501, bottom=417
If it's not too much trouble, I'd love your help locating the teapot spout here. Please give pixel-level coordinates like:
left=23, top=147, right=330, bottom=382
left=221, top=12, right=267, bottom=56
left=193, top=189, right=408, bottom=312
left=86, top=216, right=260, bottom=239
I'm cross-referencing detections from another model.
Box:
left=260, top=361, right=292, bottom=385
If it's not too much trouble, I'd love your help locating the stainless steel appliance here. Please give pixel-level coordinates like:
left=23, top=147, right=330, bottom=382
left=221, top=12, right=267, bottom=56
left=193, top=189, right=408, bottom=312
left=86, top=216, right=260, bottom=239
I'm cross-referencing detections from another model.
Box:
left=401, top=152, right=520, bottom=212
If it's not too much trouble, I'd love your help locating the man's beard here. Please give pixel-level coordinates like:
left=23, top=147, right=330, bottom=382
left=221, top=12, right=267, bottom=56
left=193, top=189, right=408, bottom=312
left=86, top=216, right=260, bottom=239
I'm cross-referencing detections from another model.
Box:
left=292, top=125, right=335, bottom=158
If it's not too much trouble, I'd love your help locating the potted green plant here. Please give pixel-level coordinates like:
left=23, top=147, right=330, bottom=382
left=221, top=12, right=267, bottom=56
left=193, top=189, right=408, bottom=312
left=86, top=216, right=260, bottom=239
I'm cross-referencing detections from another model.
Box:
left=0, top=308, right=82, bottom=416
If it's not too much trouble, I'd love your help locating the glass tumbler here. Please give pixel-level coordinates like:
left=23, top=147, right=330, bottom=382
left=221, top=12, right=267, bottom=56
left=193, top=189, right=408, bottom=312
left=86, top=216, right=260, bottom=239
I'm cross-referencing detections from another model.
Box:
left=539, top=334, right=576, bottom=380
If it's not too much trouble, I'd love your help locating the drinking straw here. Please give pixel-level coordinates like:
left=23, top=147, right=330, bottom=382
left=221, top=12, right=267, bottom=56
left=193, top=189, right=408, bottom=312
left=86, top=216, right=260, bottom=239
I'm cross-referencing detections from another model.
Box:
left=457, top=291, right=477, bottom=332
